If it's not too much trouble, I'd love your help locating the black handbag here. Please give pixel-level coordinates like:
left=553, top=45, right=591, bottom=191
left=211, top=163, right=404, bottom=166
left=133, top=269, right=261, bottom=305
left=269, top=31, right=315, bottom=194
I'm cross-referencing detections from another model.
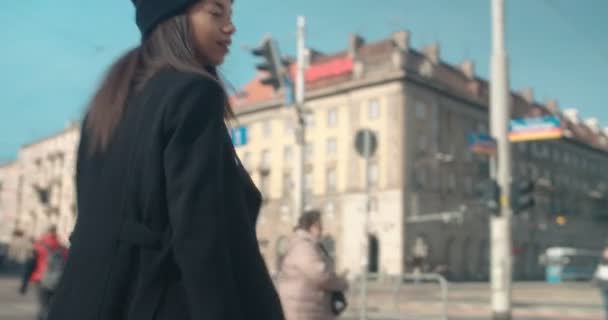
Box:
left=317, top=243, right=348, bottom=316
left=330, top=291, right=348, bottom=315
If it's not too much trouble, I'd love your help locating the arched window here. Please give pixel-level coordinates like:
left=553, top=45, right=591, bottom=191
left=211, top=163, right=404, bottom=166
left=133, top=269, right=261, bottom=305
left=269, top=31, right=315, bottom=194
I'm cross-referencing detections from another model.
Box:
left=368, top=234, right=380, bottom=274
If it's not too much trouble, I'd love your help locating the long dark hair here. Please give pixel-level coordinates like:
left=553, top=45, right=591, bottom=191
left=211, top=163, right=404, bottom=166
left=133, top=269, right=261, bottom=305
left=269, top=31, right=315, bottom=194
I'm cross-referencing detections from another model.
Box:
left=86, top=12, right=234, bottom=153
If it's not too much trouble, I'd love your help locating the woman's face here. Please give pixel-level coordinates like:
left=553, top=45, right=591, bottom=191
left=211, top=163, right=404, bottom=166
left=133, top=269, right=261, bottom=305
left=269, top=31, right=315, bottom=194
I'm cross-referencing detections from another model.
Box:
left=188, top=0, right=235, bottom=66
left=309, top=221, right=323, bottom=240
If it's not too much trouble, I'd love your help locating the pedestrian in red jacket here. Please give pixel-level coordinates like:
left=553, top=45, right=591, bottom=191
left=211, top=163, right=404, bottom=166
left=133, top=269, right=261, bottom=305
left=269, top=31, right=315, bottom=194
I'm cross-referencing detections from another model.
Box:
left=20, top=225, right=67, bottom=320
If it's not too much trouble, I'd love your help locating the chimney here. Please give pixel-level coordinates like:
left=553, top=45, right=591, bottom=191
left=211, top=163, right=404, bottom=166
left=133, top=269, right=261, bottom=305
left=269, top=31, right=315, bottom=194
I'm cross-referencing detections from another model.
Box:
left=459, top=60, right=475, bottom=80
left=546, top=99, right=560, bottom=114
left=422, top=43, right=440, bottom=64
left=563, top=108, right=580, bottom=124
left=584, top=118, right=600, bottom=132
left=348, top=34, right=365, bottom=58
left=392, top=30, right=410, bottom=51
left=392, top=30, right=410, bottom=69
left=305, top=48, right=324, bottom=65
left=519, top=87, right=534, bottom=104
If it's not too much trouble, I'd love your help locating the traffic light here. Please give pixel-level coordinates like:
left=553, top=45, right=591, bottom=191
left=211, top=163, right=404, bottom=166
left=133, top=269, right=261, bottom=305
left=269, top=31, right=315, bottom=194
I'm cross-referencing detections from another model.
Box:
left=251, top=37, right=288, bottom=91
left=475, top=179, right=501, bottom=215
left=512, top=179, right=535, bottom=213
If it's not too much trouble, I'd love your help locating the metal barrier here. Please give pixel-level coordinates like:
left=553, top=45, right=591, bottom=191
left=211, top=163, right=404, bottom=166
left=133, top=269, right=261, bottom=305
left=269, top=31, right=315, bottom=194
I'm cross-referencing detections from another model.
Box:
left=348, top=272, right=449, bottom=320
left=394, top=273, right=448, bottom=320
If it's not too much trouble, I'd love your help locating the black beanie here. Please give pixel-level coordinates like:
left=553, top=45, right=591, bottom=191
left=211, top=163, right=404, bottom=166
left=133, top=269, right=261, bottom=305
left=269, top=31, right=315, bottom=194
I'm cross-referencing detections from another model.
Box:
left=132, top=0, right=199, bottom=38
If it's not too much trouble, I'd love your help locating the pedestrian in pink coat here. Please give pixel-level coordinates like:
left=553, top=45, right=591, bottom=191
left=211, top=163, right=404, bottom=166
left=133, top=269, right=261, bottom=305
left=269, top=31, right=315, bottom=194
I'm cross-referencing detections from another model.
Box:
left=277, top=210, right=348, bottom=320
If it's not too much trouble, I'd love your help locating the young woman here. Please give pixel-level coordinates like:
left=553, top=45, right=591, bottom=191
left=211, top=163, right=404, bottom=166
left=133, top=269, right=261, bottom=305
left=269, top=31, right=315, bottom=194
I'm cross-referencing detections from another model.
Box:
left=47, top=1, right=284, bottom=319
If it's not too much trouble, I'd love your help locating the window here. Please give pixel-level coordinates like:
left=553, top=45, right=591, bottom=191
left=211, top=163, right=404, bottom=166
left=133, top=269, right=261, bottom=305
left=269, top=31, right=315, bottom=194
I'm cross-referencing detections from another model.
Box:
left=304, top=171, right=313, bottom=197
left=531, top=165, right=540, bottom=179
left=261, top=150, right=271, bottom=168
left=417, top=134, right=427, bottom=151
left=415, top=101, right=427, bottom=119
left=540, top=145, right=549, bottom=158
left=518, top=164, right=527, bottom=177
left=260, top=174, right=270, bottom=198
left=280, top=202, right=290, bottom=220
left=448, top=144, right=457, bottom=162
left=305, top=113, right=315, bottom=128
left=464, top=176, right=473, bottom=195
left=415, top=168, right=427, bottom=188
left=517, top=142, right=527, bottom=153
left=369, top=197, right=379, bottom=212
left=242, top=152, right=251, bottom=170
left=464, top=148, right=472, bottom=162
left=305, top=143, right=314, bottom=162
left=328, top=108, right=338, bottom=127
left=367, top=162, right=378, bottom=187
left=57, top=152, right=65, bottom=170
left=262, top=120, right=272, bottom=138
left=448, top=173, right=456, bottom=192
left=552, top=148, right=560, bottom=162
left=326, top=167, right=337, bottom=193
left=282, top=173, right=292, bottom=197
left=325, top=201, right=335, bottom=219
left=283, top=146, right=292, bottom=163
left=284, top=119, right=294, bottom=134
left=368, top=99, right=380, bottom=119
left=326, top=138, right=337, bottom=155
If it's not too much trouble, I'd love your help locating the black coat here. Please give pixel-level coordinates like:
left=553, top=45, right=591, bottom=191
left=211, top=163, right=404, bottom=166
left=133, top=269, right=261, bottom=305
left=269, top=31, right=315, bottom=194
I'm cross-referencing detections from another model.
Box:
left=48, top=69, right=285, bottom=320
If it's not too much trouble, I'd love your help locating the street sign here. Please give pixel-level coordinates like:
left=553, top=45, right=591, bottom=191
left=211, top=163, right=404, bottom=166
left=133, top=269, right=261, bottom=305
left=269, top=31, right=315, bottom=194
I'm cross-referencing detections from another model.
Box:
left=355, top=129, right=377, bottom=158
left=509, top=116, right=562, bottom=142
left=468, top=133, right=497, bottom=155
left=283, top=76, right=295, bottom=105
left=229, top=126, right=248, bottom=147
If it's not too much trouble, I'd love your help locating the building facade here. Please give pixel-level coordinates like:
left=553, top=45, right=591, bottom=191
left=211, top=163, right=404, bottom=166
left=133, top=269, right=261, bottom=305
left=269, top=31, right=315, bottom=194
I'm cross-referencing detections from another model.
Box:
left=0, top=123, right=80, bottom=261
left=231, top=30, right=608, bottom=279
left=0, top=31, right=606, bottom=279
left=0, top=162, right=19, bottom=246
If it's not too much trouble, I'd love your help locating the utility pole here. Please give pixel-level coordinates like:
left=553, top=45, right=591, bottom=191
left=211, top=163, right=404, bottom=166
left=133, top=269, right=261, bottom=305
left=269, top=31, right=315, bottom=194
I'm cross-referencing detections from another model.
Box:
left=354, top=129, right=377, bottom=320
left=361, top=134, right=371, bottom=320
left=293, top=16, right=307, bottom=223
left=490, top=0, right=513, bottom=319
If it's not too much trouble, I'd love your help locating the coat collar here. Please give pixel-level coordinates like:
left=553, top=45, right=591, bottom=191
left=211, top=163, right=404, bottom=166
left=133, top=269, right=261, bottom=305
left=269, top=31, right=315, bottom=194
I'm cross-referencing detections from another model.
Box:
left=294, top=229, right=316, bottom=243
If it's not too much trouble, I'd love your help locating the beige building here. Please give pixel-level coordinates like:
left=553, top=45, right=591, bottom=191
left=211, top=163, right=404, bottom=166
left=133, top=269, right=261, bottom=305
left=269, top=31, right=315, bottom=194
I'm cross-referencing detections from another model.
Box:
left=0, top=161, right=19, bottom=245
left=1, top=30, right=606, bottom=279
left=0, top=123, right=80, bottom=261
left=231, top=30, right=608, bottom=279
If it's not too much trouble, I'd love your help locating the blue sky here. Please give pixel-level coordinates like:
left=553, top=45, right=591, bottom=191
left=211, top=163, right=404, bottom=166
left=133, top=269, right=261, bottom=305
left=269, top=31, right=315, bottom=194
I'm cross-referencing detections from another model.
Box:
left=1, top=0, right=606, bottom=162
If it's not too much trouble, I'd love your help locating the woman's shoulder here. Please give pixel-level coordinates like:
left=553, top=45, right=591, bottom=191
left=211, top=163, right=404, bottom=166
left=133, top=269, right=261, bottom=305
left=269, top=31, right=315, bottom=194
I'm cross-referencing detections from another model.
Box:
left=148, top=68, right=223, bottom=96
left=290, top=230, right=318, bottom=248
left=143, top=68, right=226, bottom=124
